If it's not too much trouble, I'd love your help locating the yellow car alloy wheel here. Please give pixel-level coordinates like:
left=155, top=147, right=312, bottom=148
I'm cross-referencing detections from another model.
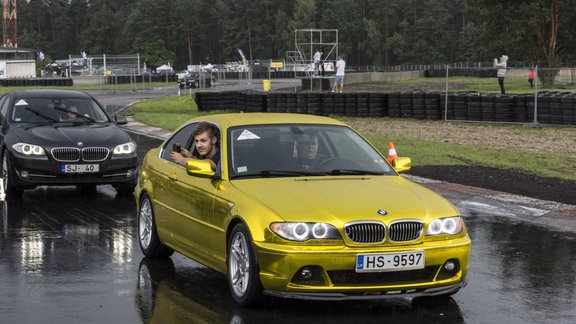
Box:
left=138, top=194, right=173, bottom=258
left=227, top=223, right=262, bottom=306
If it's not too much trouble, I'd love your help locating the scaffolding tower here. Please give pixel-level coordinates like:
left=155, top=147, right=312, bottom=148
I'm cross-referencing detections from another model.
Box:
left=290, top=29, right=338, bottom=79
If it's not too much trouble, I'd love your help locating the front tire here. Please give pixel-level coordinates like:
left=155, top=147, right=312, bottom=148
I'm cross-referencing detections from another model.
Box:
left=2, top=151, right=23, bottom=197
left=227, top=223, right=262, bottom=307
left=138, top=194, right=173, bottom=258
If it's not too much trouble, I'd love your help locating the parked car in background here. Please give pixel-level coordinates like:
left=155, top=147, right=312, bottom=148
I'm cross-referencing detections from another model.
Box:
left=136, top=113, right=471, bottom=306
left=177, top=71, right=215, bottom=89
left=0, top=89, right=138, bottom=196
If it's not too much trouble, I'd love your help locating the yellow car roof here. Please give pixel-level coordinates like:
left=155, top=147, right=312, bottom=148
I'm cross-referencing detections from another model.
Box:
left=188, top=113, right=347, bottom=128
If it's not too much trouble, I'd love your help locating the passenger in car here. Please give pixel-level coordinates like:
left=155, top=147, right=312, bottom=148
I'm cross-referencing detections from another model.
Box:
left=295, top=130, right=328, bottom=170
left=171, top=121, right=220, bottom=170
left=66, top=106, right=78, bottom=120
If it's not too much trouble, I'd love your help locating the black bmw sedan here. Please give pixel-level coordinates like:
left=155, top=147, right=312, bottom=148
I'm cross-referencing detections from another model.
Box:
left=0, top=89, right=137, bottom=196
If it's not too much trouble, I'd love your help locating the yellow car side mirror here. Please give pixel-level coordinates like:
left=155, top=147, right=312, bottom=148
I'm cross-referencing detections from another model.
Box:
left=186, top=159, right=215, bottom=178
left=392, top=156, right=412, bottom=173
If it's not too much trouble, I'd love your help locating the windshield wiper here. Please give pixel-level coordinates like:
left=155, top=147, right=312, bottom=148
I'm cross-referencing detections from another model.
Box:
left=232, top=170, right=320, bottom=179
left=25, top=107, right=59, bottom=122
left=53, top=106, right=96, bottom=123
left=324, top=169, right=387, bottom=176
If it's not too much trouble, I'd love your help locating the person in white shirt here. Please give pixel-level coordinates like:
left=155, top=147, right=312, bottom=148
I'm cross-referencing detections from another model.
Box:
left=494, top=54, right=508, bottom=94
left=313, top=49, right=322, bottom=76
left=332, top=54, right=346, bottom=93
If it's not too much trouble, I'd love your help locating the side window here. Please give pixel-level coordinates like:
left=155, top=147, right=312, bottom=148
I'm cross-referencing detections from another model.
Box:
left=160, top=123, right=197, bottom=161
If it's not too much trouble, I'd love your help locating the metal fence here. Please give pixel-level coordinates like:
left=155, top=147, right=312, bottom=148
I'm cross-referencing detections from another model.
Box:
left=60, top=54, right=141, bottom=76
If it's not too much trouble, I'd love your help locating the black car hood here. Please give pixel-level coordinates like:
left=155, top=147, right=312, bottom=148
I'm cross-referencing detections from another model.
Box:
left=10, top=123, right=131, bottom=147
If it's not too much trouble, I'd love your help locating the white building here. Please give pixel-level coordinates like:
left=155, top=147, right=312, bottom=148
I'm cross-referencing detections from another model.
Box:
left=0, top=48, right=36, bottom=78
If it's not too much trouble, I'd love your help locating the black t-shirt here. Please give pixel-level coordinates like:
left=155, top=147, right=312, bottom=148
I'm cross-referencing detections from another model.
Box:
left=298, top=154, right=327, bottom=170
left=209, top=151, right=221, bottom=166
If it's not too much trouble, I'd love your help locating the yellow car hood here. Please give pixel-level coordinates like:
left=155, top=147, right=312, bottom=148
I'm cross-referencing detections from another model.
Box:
left=231, top=175, right=458, bottom=223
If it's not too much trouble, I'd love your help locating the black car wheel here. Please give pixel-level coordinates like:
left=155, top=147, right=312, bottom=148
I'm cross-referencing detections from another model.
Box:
left=114, top=178, right=137, bottom=195
left=227, top=223, right=262, bottom=306
left=138, top=194, right=173, bottom=258
left=2, top=150, right=23, bottom=197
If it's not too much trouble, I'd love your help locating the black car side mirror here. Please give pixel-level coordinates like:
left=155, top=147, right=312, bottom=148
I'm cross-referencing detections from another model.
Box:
left=115, top=115, right=128, bottom=125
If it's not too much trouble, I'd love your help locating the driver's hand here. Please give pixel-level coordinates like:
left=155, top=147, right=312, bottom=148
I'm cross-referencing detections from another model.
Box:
left=181, top=148, right=193, bottom=158
left=170, top=151, right=185, bottom=165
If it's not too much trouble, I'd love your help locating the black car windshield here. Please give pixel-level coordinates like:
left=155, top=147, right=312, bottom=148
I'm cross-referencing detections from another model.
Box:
left=11, top=98, right=109, bottom=124
left=228, top=124, right=394, bottom=179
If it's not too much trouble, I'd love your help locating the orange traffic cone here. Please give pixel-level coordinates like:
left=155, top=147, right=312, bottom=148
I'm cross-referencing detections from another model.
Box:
left=387, top=142, right=398, bottom=163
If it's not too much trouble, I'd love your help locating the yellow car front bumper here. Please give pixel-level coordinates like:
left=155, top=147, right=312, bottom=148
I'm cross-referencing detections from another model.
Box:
left=253, top=236, right=471, bottom=300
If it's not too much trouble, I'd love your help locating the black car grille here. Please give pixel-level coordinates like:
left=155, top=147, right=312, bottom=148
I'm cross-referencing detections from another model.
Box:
left=328, top=266, right=439, bottom=286
left=82, top=147, right=110, bottom=162
left=344, top=220, right=424, bottom=243
left=345, top=222, right=386, bottom=243
left=389, top=221, right=424, bottom=242
left=51, top=147, right=109, bottom=162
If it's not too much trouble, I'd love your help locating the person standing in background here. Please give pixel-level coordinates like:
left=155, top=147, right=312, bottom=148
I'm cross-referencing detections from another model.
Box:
left=313, top=48, right=321, bottom=77
left=332, top=54, right=346, bottom=93
left=494, top=55, right=508, bottom=94
left=528, top=69, right=535, bottom=89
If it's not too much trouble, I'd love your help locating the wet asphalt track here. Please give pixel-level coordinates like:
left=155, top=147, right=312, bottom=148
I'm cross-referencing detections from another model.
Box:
left=1, top=87, right=575, bottom=323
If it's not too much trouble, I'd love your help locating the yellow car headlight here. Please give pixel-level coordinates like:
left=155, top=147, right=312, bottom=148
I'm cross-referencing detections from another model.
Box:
left=426, top=217, right=464, bottom=236
left=270, top=222, right=341, bottom=241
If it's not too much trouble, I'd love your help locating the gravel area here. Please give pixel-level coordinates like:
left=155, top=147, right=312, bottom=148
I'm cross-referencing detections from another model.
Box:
left=345, top=118, right=576, bottom=205
left=347, top=119, right=576, bottom=158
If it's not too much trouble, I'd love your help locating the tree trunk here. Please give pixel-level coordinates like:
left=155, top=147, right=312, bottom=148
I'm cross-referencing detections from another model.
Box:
left=535, top=0, right=560, bottom=87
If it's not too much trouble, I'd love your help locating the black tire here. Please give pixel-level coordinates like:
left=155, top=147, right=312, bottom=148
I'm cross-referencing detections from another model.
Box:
left=138, top=194, right=174, bottom=258
left=2, top=150, right=23, bottom=197
left=77, top=184, right=97, bottom=195
left=114, top=178, right=137, bottom=195
left=227, top=223, right=262, bottom=307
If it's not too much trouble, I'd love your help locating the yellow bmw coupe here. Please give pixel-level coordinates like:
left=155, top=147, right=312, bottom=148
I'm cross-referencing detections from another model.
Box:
left=135, top=113, right=471, bottom=306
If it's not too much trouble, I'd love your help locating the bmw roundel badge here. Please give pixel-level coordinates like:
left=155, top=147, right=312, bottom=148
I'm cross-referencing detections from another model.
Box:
left=377, top=209, right=388, bottom=216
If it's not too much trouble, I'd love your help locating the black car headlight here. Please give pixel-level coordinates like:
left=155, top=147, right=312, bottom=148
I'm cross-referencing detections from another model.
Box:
left=12, top=143, right=46, bottom=156
left=270, top=222, right=341, bottom=241
left=113, top=142, right=136, bottom=155
left=426, top=217, right=464, bottom=236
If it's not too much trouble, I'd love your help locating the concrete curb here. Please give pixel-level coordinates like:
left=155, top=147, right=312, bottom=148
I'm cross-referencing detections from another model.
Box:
left=124, top=116, right=172, bottom=140
left=404, top=174, right=576, bottom=233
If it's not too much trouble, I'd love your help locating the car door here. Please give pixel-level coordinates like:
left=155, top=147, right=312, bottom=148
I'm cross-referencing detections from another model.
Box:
left=151, top=124, right=197, bottom=245
left=163, top=122, right=223, bottom=262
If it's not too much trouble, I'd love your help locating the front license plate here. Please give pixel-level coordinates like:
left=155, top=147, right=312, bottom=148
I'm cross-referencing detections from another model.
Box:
left=61, top=164, right=99, bottom=173
left=356, top=251, right=425, bottom=272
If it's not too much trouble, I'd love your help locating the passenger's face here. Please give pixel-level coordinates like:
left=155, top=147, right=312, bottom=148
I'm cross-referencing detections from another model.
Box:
left=194, top=131, right=216, bottom=157
left=298, top=137, right=318, bottom=160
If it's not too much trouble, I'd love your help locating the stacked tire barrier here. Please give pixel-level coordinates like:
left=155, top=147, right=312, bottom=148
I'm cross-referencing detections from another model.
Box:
left=425, top=92, right=441, bottom=120
left=223, top=71, right=310, bottom=79
left=425, top=68, right=497, bottom=78
left=0, top=78, right=73, bottom=86
left=105, top=75, right=178, bottom=84
left=195, top=91, right=576, bottom=125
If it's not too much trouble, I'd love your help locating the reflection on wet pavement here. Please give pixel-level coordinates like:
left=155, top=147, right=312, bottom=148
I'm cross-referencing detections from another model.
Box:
left=136, top=257, right=465, bottom=324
